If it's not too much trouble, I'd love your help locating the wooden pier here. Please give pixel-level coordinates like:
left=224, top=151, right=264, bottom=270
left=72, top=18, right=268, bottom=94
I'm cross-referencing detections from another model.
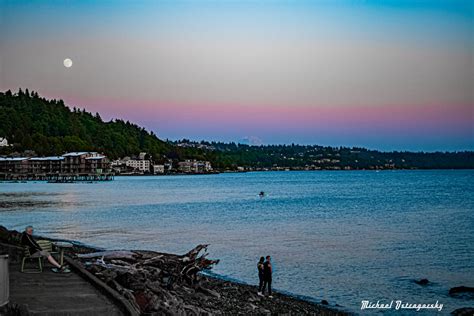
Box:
left=8, top=262, right=123, bottom=315
left=0, top=173, right=114, bottom=182
left=0, top=152, right=113, bottom=183
left=0, top=237, right=136, bottom=316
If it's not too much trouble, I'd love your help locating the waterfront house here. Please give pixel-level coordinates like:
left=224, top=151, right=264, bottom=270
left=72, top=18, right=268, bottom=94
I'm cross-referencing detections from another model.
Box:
left=28, top=156, right=64, bottom=175
left=153, top=164, right=165, bottom=174
left=111, top=159, right=123, bottom=167
left=0, top=157, right=29, bottom=178
left=0, top=152, right=111, bottom=180
left=62, top=152, right=104, bottom=174
left=126, top=159, right=150, bottom=172
left=196, top=161, right=212, bottom=173
left=85, top=155, right=109, bottom=174
left=0, top=137, right=8, bottom=147
left=164, top=161, right=173, bottom=172
left=177, top=160, right=193, bottom=173
left=178, top=160, right=212, bottom=173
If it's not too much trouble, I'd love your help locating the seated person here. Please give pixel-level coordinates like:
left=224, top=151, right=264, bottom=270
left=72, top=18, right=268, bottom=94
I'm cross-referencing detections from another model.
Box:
left=21, top=225, right=70, bottom=273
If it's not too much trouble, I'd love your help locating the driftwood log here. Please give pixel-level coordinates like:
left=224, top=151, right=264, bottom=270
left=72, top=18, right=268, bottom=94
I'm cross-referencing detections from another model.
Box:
left=79, top=245, right=220, bottom=315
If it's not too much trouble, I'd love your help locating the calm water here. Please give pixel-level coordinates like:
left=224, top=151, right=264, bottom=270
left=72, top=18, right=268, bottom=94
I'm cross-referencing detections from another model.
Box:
left=1, top=171, right=473, bottom=313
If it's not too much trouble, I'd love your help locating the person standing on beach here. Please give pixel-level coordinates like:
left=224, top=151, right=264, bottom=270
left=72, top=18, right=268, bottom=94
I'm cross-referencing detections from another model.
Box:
left=262, top=255, right=273, bottom=298
left=21, top=226, right=69, bottom=273
left=257, top=257, right=265, bottom=296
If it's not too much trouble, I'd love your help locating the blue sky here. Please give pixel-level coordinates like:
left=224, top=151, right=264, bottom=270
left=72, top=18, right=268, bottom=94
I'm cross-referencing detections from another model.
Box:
left=1, top=0, right=473, bottom=151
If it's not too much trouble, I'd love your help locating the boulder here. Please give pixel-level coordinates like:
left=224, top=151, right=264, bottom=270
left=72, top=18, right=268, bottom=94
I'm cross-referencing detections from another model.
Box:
left=415, top=278, right=430, bottom=285
left=449, top=286, right=474, bottom=295
left=451, top=307, right=474, bottom=315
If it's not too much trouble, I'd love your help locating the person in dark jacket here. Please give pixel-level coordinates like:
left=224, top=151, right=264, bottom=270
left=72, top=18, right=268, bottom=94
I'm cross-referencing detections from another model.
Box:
left=21, top=226, right=68, bottom=273
left=257, top=257, right=265, bottom=295
left=262, top=255, right=273, bottom=297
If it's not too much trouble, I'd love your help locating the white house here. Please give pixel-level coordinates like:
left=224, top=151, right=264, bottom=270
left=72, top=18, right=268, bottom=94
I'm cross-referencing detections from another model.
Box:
left=126, top=159, right=150, bottom=172
left=164, top=161, right=173, bottom=171
left=178, top=160, right=212, bottom=173
left=153, top=164, right=165, bottom=174
left=0, top=137, right=9, bottom=147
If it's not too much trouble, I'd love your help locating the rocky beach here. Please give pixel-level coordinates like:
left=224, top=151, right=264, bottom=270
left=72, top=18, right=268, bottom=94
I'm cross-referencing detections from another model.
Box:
left=0, top=225, right=347, bottom=315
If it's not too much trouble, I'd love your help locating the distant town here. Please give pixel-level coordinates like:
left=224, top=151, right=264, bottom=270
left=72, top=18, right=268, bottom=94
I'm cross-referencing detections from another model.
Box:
left=1, top=129, right=474, bottom=182
left=0, top=140, right=216, bottom=181
left=110, top=151, right=213, bottom=175
left=0, top=136, right=217, bottom=181
left=1, top=90, right=473, bottom=179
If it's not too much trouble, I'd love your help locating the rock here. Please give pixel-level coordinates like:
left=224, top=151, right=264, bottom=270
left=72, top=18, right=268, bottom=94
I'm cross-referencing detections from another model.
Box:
left=0, top=225, right=21, bottom=244
left=133, top=290, right=154, bottom=313
left=449, top=286, right=474, bottom=295
left=415, top=278, right=430, bottom=285
left=321, top=300, right=329, bottom=305
left=248, top=295, right=258, bottom=302
left=197, top=286, right=221, bottom=298
left=451, top=307, right=474, bottom=315
left=248, top=303, right=258, bottom=310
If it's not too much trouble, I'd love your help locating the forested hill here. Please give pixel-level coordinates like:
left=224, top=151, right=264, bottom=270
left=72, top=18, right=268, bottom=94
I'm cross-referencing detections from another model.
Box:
left=1, top=89, right=473, bottom=170
left=172, top=140, right=474, bottom=169
left=0, top=89, right=202, bottom=161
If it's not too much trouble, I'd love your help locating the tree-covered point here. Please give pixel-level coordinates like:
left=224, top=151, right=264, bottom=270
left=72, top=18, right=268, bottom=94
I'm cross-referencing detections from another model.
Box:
left=0, top=89, right=177, bottom=159
left=1, top=89, right=473, bottom=170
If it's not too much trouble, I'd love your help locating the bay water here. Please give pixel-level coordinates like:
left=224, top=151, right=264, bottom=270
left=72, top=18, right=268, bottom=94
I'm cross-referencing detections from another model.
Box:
left=1, top=170, right=473, bottom=313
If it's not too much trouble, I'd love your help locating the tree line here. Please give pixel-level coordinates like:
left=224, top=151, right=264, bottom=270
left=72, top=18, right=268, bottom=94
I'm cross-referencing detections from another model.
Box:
left=1, top=90, right=472, bottom=170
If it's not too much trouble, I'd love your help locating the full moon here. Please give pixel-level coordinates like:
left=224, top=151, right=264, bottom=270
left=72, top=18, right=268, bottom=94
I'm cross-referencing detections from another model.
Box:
left=63, top=58, right=73, bottom=68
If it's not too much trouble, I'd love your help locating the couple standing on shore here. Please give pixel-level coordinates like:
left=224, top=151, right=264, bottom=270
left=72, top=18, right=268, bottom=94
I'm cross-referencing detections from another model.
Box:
left=257, top=255, right=272, bottom=298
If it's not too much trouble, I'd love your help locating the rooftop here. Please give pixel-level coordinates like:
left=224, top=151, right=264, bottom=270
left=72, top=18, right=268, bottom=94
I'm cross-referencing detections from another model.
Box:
left=85, top=155, right=106, bottom=160
left=0, top=152, right=105, bottom=162
left=29, top=156, right=65, bottom=161
left=62, top=152, right=97, bottom=157
left=0, top=157, right=28, bottom=161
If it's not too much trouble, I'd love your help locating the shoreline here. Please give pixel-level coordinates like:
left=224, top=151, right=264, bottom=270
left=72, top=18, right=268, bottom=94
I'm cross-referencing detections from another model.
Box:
left=0, top=226, right=348, bottom=315
left=63, top=239, right=350, bottom=314
left=8, top=230, right=332, bottom=306
left=2, top=168, right=473, bottom=184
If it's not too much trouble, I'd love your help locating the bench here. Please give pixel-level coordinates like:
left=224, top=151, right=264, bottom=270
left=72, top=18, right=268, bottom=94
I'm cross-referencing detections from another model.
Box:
left=21, top=240, right=59, bottom=273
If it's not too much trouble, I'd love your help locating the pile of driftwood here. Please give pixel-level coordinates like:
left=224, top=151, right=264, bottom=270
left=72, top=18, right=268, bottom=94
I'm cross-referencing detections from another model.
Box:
left=78, top=245, right=220, bottom=315
left=0, top=226, right=343, bottom=315
left=77, top=246, right=344, bottom=316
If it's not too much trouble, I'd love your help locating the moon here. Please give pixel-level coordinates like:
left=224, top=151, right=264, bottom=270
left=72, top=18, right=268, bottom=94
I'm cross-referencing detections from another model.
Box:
left=63, top=58, right=73, bottom=68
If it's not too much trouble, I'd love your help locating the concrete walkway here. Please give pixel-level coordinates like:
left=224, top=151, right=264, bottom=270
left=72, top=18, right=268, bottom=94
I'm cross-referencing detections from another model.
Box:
left=9, top=263, right=123, bottom=316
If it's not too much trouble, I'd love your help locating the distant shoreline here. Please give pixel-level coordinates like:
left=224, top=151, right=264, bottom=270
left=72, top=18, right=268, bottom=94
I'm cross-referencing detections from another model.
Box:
left=114, top=168, right=474, bottom=177
left=115, top=168, right=474, bottom=175
left=1, top=168, right=473, bottom=184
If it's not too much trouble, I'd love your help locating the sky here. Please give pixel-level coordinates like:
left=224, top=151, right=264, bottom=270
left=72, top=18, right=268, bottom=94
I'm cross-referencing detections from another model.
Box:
left=0, top=0, right=473, bottom=151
